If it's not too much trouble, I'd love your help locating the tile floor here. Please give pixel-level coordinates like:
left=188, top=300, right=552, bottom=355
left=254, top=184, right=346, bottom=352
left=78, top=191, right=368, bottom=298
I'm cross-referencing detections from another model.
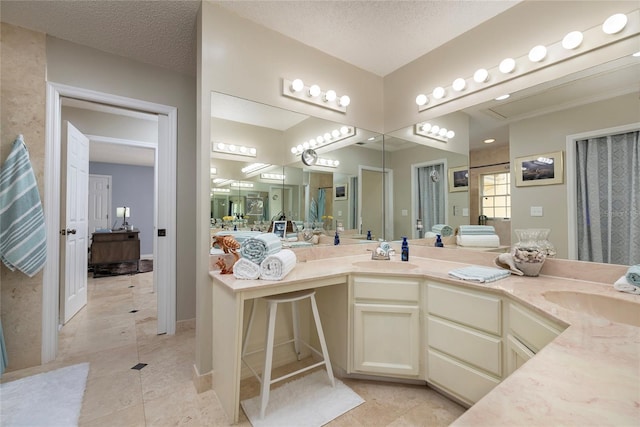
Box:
left=1, top=270, right=466, bottom=426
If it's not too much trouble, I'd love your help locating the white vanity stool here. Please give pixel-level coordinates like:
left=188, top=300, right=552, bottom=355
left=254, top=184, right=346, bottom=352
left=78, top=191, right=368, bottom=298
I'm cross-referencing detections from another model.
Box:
left=241, top=289, right=335, bottom=419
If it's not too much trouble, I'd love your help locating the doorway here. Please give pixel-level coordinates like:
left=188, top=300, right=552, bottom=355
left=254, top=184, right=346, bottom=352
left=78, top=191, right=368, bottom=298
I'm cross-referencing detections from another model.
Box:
left=42, top=83, right=177, bottom=363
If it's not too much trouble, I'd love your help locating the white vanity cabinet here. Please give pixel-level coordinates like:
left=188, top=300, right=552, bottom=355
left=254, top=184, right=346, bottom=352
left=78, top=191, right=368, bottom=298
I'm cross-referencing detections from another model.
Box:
left=425, top=281, right=503, bottom=406
left=505, top=302, right=566, bottom=375
left=350, top=275, right=421, bottom=377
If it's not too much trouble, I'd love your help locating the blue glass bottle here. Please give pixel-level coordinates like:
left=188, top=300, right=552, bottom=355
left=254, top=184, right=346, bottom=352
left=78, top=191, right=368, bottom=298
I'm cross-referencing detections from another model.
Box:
left=401, top=237, right=409, bottom=261
left=366, top=230, right=372, bottom=240
left=435, top=234, right=444, bottom=247
left=334, top=231, right=340, bottom=245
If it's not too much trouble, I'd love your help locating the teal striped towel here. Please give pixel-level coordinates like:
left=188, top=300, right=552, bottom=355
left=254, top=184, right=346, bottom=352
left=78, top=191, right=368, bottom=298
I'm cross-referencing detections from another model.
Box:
left=0, top=137, right=47, bottom=277
left=240, top=232, right=283, bottom=264
left=432, top=224, right=454, bottom=237
left=626, top=264, right=640, bottom=287
left=458, top=225, right=496, bottom=235
left=449, top=266, right=510, bottom=283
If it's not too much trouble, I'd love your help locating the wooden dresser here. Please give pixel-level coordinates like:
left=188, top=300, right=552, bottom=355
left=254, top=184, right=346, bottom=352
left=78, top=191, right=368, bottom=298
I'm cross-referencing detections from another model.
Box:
left=90, top=230, right=140, bottom=267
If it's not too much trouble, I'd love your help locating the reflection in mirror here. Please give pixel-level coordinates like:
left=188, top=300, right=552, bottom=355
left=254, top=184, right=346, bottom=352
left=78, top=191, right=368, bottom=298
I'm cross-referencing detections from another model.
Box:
left=210, top=92, right=383, bottom=245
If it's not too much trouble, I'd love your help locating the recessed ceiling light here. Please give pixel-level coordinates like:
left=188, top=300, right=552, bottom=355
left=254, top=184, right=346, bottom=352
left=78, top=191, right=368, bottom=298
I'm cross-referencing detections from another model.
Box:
left=495, top=94, right=510, bottom=101
left=632, top=51, right=640, bottom=57
left=484, top=138, right=496, bottom=144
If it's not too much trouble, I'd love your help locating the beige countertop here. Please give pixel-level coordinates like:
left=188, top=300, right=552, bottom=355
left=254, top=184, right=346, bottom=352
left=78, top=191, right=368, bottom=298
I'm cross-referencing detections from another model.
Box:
left=210, top=244, right=640, bottom=425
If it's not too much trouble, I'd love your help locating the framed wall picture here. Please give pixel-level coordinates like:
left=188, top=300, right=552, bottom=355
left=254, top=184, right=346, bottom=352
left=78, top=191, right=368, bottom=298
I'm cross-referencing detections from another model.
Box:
left=334, top=183, right=348, bottom=200
left=272, top=220, right=287, bottom=238
left=448, top=166, right=469, bottom=192
left=515, top=151, right=564, bottom=187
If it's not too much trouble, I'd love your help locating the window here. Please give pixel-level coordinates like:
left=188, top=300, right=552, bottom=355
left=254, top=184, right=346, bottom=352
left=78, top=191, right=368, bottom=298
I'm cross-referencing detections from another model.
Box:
left=481, top=172, right=511, bottom=218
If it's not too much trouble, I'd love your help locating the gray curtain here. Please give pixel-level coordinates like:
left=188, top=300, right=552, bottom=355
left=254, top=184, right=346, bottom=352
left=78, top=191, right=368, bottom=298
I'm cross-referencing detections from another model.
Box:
left=576, top=131, right=639, bottom=265
left=417, top=164, right=445, bottom=232
left=350, top=176, right=358, bottom=230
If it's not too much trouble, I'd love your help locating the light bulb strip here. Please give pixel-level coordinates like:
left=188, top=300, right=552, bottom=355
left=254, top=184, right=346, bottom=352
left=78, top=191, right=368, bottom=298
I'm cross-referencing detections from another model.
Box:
left=415, top=10, right=637, bottom=112
left=282, top=78, right=350, bottom=113
left=414, top=123, right=455, bottom=142
left=291, top=125, right=356, bottom=155
left=241, top=163, right=270, bottom=174
left=313, top=157, right=340, bottom=168
left=260, top=173, right=286, bottom=180
left=212, top=141, right=257, bottom=157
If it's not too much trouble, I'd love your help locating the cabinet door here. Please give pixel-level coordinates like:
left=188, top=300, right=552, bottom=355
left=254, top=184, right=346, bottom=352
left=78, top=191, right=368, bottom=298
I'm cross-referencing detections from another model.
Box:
left=506, top=334, right=534, bottom=376
left=353, top=303, right=420, bottom=376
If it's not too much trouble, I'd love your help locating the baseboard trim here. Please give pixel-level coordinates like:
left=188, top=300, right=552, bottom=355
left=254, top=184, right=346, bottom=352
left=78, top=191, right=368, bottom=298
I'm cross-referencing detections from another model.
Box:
left=192, top=363, right=212, bottom=394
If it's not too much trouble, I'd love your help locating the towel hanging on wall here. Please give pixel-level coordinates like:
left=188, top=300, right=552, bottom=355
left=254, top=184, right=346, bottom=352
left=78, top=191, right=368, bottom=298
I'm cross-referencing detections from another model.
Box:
left=0, top=135, right=47, bottom=277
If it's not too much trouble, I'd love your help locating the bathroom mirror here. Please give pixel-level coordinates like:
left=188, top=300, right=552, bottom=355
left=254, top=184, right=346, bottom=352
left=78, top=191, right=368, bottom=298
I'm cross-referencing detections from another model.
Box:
left=210, top=91, right=383, bottom=243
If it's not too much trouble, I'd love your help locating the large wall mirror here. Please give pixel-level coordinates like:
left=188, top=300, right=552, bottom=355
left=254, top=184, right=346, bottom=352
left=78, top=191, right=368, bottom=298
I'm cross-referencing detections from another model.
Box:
left=210, top=92, right=385, bottom=245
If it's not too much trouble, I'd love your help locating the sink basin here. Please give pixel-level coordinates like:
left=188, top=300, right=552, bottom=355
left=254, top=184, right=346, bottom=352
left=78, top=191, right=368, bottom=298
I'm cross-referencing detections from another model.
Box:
left=352, top=261, right=419, bottom=271
left=543, top=291, right=640, bottom=326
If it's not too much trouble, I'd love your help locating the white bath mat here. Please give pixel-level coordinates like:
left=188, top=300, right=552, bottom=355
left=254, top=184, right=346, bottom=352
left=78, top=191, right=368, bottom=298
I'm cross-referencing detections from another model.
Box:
left=241, top=370, right=364, bottom=427
left=1, top=363, right=89, bottom=426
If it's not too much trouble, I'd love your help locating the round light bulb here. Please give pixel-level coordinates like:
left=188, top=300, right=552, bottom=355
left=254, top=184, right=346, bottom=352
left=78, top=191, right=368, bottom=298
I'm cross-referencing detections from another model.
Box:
left=290, top=147, right=297, bottom=154
left=452, top=78, right=466, bottom=92
left=334, top=160, right=340, bottom=166
left=499, top=58, right=516, bottom=74
left=473, top=68, right=489, bottom=83
left=249, top=148, right=257, bottom=155
left=421, top=123, right=432, bottom=132
left=340, top=126, right=349, bottom=135
left=303, top=141, right=310, bottom=149
left=239, top=146, right=247, bottom=153
left=331, top=129, right=340, bottom=138
left=296, top=144, right=303, bottom=152
left=291, top=78, right=304, bottom=92
left=416, top=94, right=428, bottom=106
left=439, top=128, right=448, bottom=137
left=339, top=95, right=351, bottom=107
left=217, top=142, right=225, bottom=150
left=432, top=87, right=445, bottom=99
left=324, top=132, right=332, bottom=141
left=316, top=136, right=324, bottom=144
left=309, top=139, right=317, bottom=147
left=308, top=84, right=321, bottom=97
left=324, top=90, right=337, bottom=102
left=431, top=125, right=440, bottom=134
left=602, top=13, right=627, bottom=35
left=562, top=31, right=583, bottom=50
left=446, top=130, right=455, bottom=139
left=528, top=45, right=547, bottom=63
left=228, top=144, right=236, bottom=152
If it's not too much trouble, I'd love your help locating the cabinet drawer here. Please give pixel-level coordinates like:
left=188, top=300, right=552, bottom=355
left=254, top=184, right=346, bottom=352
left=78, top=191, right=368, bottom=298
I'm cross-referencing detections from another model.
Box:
left=428, top=317, right=502, bottom=376
left=509, top=303, right=562, bottom=353
left=427, top=283, right=501, bottom=335
left=427, top=349, right=500, bottom=405
left=353, top=276, right=420, bottom=302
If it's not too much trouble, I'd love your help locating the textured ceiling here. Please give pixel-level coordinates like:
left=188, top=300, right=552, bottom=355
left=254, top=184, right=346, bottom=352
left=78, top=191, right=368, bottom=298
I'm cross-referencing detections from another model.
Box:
left=0, top=0, right=519, bottom=77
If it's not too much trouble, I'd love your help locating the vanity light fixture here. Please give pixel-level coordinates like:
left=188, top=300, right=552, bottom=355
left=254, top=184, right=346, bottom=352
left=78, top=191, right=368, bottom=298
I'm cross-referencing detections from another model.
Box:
left=484, top=138, right=496, bottom=144
left=315, top=157, right=340, bottom=168
left=210, top=167, right=217, bottom=175
left=241, top=163, right=270, bottom=174
left=212, top=178, right=233, bottom=186
left=282, top=78, right=350, bottom=113
left=414, top=122, right=455, bottom=142
left=230, top=181, right=254, bottom=188
left=602, top=13, right=628, bottom=35
left=212, top=141, right=257, bottom=158
left=290, top=126, right=356, bottom=155
left=260, top=173, right=286, bottom=180
left=562, top=31, right=584, bottom=50
left=528, top=45, right=547, bottom=62
left=212, top=188, right=231, bottom=193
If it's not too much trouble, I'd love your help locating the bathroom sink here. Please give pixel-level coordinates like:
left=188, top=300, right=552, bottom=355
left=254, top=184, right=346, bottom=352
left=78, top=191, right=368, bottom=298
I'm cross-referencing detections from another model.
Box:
left=352, top=261, right=419, bottom=272
left=543, top=291, right=640, bottom=326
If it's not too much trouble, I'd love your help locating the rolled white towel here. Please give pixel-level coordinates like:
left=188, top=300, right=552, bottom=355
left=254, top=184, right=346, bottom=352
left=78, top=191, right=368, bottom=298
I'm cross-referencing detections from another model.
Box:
left=614, top=275, right=640, bottom=295
left=260, top=249, right=297, bottom=281
left=233, top=257, right=261, bottom=280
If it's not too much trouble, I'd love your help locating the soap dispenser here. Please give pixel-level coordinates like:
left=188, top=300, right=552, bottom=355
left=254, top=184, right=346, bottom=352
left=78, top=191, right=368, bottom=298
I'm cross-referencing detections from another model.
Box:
left=334, top=231, right=340, bottom=245
left=366, top=230, right=372, bottom=240
left=435, top=234, right=444, bottom=248
left=401, top=237, right=409, bottom=261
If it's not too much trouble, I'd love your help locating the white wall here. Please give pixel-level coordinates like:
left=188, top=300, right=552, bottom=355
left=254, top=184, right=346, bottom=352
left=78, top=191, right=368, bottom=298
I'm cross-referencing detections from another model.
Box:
left=47, top=36, right=197, bottom=321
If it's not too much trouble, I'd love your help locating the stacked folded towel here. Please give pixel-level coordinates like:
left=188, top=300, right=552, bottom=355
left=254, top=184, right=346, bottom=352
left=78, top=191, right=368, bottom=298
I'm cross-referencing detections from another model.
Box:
left=260, top=249, right=297, bottom=281
left=614, top=265, right=640, bottom=295
left=456, top=234, right=500, bottom=248
left=240, top=233, right=283, bottom=264
left=626, top=264, right=640, bottom=287
left=432, top=224, right=454, bottom=237
left=448, top=266, right=510, bottom=283
left=233, top=257, right=261, bottom=280
left=214, top=230, right=262, bottom=244
left=458, top=225, right=496, bottom=235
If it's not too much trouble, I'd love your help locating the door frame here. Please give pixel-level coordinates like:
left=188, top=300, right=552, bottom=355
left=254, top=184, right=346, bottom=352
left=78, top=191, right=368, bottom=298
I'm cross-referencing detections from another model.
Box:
left=42, top=82, right=177, bottom=363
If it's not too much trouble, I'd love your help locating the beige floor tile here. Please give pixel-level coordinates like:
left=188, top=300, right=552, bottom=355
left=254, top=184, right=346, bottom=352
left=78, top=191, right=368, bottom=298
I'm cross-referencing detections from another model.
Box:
left=80, top=404, right=146, bottom=427
left=79, top=369, right=143, bottom=423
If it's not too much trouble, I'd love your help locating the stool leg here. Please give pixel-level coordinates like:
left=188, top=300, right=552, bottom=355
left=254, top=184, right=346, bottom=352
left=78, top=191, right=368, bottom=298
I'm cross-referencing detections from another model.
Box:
left=260, top=300, right=278, bottom=419
left=291, top=300, right=301, bottom=361
left=242, top=299, right=257, bottom=358
left=310, top=294, right=335, bottom=387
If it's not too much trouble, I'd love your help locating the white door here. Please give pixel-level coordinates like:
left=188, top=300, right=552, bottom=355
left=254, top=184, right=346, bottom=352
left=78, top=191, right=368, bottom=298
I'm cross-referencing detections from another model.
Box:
left=270, top=187, right=283, bottom=219
left=88, top=174, right=111, bottom=232
left=60, top=121, right=89, bottom=324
